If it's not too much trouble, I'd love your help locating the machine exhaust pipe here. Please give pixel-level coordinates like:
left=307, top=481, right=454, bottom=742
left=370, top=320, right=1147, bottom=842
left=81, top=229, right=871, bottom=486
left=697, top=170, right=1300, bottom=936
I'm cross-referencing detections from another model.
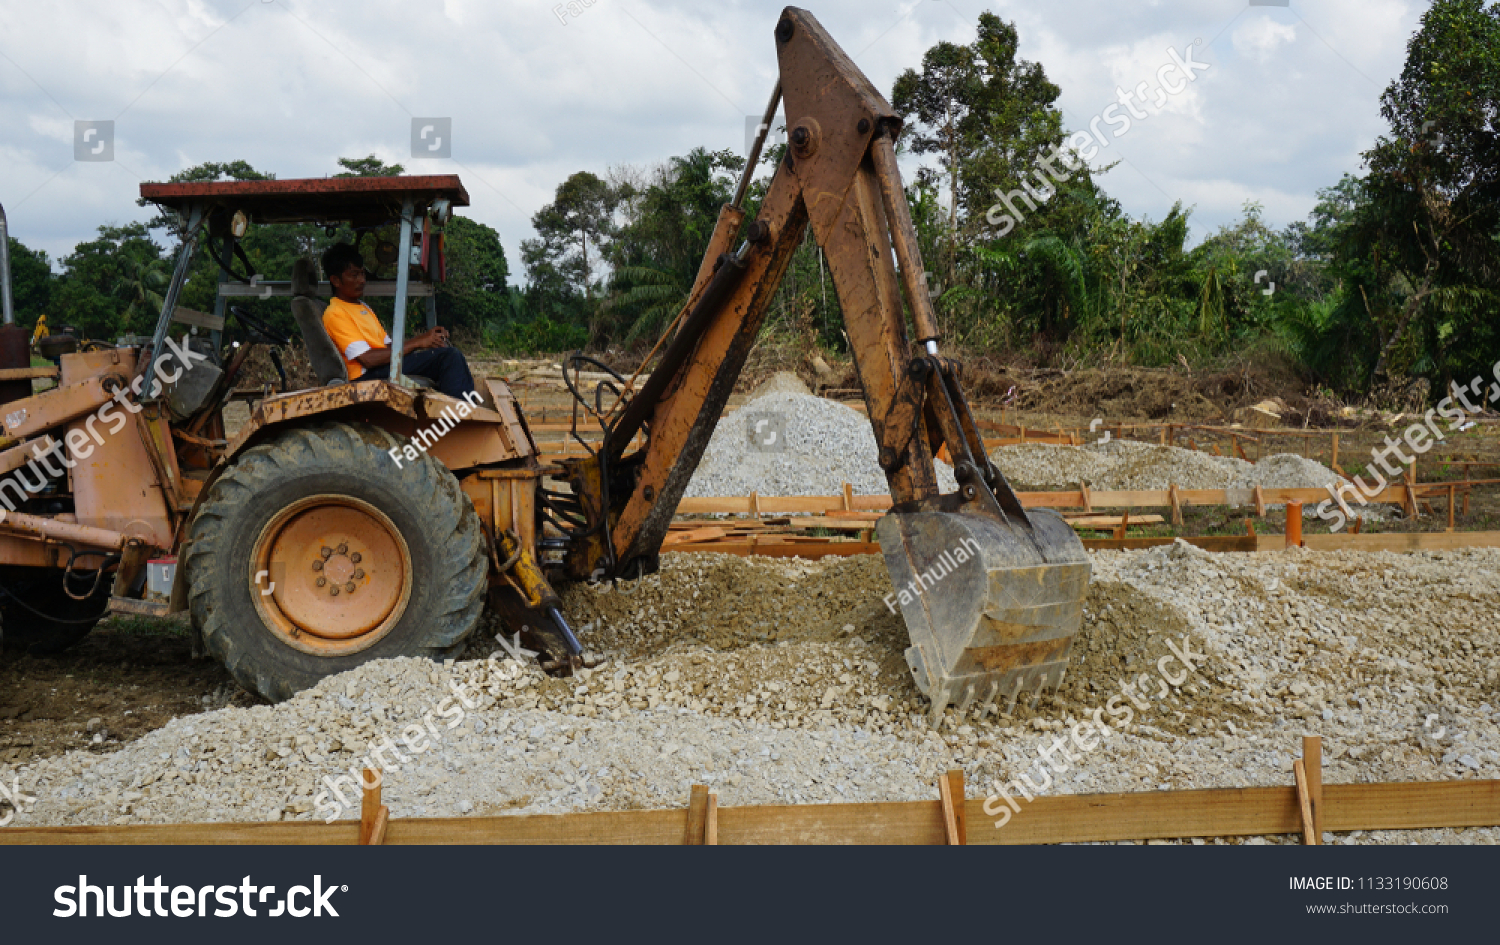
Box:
left=0, top=201, right=14, bottom=326
left=0, top=203, right=33, bottom=406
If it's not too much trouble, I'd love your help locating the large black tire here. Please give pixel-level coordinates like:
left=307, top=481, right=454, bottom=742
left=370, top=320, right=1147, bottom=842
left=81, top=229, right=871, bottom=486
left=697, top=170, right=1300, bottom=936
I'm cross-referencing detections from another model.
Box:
left=184, top=422, right=487, bottom=702
left=0, top=566, right=109, bottom=655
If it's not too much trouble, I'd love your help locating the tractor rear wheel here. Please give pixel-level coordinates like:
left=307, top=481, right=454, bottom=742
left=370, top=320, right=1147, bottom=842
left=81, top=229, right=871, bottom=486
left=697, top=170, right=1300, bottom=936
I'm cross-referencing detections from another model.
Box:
left=0, top=566, right=109, bottom=655
left=185, top=422, right=487, bottom=702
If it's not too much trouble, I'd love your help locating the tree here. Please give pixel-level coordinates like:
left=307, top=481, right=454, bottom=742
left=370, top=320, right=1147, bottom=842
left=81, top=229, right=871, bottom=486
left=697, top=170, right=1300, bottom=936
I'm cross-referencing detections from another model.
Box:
left=602, top=148, right=740, bottom=344
left=525, top=171, right=622, bottom=303
left=1358, top=0, right=1500, bottom=385
left=50, top=223, right=167, bottom=339
left=435, top=215, right=510, bottom=333
left=4, top=237, right=52, bottom=330
left=334, top=155, right=405, bottom=177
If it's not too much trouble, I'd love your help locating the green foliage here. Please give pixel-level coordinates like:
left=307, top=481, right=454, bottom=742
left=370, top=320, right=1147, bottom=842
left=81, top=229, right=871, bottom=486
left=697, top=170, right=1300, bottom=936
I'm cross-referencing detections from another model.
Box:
left=4, top=236, right=52, bottom=328
left=435, top=215, right=510, bottom=332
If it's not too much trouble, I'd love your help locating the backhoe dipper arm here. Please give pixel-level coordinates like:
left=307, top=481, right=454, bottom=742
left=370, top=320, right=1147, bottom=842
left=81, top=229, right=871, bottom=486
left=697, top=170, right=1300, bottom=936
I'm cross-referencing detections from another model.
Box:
left=562, top=7, right=975, bottom=580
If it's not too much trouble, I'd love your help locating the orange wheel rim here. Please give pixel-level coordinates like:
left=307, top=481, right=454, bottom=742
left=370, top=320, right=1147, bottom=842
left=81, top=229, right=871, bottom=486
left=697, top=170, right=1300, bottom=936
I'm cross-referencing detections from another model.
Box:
left=251, top=495, right=412, bottom=656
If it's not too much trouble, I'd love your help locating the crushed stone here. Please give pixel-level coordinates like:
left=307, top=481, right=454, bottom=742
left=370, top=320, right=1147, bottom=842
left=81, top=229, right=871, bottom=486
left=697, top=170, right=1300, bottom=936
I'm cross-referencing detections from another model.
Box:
left=7, top=545, right=1496, bottom=846
left=686, top=391, right=957, bottom=497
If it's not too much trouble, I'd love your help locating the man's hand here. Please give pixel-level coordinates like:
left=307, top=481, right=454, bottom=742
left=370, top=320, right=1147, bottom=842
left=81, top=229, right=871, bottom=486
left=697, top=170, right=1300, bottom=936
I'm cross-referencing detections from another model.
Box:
left=403, top=327, right=449, bottom=354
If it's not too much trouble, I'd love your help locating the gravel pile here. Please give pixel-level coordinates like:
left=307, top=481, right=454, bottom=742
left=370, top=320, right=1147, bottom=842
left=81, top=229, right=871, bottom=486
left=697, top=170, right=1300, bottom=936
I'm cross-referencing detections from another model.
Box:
left=992, top=440, right=1353, bottom=512
left=686, top=390, right=957, bottom=497
left=7, top=545, right=1497, bottom=844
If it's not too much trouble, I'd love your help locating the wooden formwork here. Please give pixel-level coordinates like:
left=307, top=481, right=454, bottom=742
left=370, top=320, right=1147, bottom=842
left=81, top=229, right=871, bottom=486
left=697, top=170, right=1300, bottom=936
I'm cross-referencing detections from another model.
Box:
left=2, top=738, right=1494, bottom=846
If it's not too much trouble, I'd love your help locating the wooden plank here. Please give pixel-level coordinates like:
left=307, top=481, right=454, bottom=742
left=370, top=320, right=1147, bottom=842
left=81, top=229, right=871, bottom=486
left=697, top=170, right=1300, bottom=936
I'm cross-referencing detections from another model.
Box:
left=971, top=779, right=1500, bottom=845
left=367, top=806, right=390, bottom=846
left=661, top=526, right=728, bottom=547
left=944, top=770, right=967, bottom=845
left=1066, top=514, right=1164, bottom=527
left=663, top=540, right=882, bottom=559
left=173, top=306, right=226, bottom=331
left=673, top=485, right=1410, bottom=519
left=705, top=794, right=719, bottom=846
left=685, top=784, right=709, bottom=845
left=1294, top=760, right=1317, bottom=844
left=1081, top=536, right=1260, bottom=553
left=359, top=769, right=381, bottom=845
left=3, top=779, right=1495, bottom=846
left=1301, top=531, right=1500, bottom=552
left=939, top=774, right=960, bottom=845
left=1305, top=735, right=1323, bottom=841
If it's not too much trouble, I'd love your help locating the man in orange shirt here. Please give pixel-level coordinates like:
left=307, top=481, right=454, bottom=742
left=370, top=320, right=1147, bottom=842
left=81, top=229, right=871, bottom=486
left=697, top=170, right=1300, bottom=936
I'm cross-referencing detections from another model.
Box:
left=320, top=242, right=476, bottom=398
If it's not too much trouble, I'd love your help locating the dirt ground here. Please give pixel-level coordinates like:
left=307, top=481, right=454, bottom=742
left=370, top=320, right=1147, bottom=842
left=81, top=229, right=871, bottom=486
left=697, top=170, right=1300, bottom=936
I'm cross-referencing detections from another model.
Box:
left=0, top=618, right=253, bottom=767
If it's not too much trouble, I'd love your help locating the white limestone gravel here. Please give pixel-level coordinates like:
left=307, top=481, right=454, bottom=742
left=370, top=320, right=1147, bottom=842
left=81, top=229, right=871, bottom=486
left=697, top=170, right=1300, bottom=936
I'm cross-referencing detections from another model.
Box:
left=5, top=544, right=1496, bottom=845
left=686, top=390, right=957, bottom=497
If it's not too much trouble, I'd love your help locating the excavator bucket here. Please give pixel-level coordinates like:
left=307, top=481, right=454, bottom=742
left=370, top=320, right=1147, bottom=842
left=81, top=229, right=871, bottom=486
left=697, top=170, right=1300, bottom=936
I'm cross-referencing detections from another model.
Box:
left=877, top=506, right=1091, bottom=726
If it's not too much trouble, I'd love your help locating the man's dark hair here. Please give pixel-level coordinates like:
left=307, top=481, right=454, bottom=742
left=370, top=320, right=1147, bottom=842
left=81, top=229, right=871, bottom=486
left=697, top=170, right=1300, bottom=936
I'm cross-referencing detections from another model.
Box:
left=321, top=242, right=364, bottom=281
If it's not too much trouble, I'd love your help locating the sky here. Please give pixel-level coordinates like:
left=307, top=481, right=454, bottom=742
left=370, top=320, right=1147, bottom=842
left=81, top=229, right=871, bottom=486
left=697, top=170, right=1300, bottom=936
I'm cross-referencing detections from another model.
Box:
left=0, top=0, right=1426, bottom=278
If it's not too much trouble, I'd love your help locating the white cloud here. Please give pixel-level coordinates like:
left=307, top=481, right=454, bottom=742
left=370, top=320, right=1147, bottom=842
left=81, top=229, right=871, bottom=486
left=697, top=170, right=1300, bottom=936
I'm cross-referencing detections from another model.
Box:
left=1233, top=16, right=1298, bottom=64
left=0, top=0, right=1425, bottom=271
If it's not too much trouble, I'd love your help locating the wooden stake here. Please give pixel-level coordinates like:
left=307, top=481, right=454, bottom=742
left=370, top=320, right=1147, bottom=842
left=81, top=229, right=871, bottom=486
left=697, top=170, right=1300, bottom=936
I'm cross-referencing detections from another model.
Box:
left=1448, top=483, right=1456, bottom=532
left=1293, top=759, right=1317, bottom=845
left=748, top=491, right=760, bottom=520
left=938, top=770, right=966, bottom=845
left=685, top=784, right=710, bottom=845
left=1114, top=508, right=1130, bottom=541
left=1253, top=485, right=1266, bottom=518
left=359, top=769, right=386, bottom=845
left=1234, top=434, right=1248, bottom=461
left=1304, top=736, right=1323, bottom=842
left=841, top=481, right=854, bottom=512
left=1169, top=483, right=1183, bottom=526
left=1080, top=482, right=1092, bottom=515
left=1245, top=518, right=1256, bottom=538
left=705, top=794, right=719, bottom=846
left=1330, top=433, right=1340, bottom=473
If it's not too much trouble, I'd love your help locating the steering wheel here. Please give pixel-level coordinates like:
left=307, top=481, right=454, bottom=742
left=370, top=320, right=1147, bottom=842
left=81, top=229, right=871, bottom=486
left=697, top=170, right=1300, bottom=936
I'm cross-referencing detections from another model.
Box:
left=228, top=306, right=292, bottom=347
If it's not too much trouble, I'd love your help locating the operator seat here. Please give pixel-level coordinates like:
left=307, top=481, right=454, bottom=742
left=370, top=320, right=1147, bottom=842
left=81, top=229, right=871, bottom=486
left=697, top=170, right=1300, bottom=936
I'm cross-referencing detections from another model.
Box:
left=289, top=257, right=432, bottom=389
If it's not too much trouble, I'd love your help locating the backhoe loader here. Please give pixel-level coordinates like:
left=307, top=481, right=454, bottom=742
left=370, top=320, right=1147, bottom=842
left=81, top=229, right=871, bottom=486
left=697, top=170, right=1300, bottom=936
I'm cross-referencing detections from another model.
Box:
left=0, top=7, right=1089, bottom=724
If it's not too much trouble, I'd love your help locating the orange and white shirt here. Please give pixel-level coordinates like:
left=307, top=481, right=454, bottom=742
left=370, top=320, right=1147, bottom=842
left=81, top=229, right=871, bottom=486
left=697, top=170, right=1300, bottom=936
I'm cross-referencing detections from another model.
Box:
left=323, top=298, right=391, bottom=380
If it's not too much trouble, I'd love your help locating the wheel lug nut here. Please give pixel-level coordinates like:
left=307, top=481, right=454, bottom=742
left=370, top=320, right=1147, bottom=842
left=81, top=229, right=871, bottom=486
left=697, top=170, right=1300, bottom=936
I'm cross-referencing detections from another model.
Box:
left=337, top=543, right=348, bottom=555
left=350, top=552, right=362, bottom=563
left=316, top=577, right=326, bottom=587
left=312, top=560, right=323, bottom=571
left=345, top=582, right=356, bottom=593
left=352, top=569, right=365, bottom=580
left=330, top=586, right=340, bottom=596
left=321, top=546, right=333, bottom=559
